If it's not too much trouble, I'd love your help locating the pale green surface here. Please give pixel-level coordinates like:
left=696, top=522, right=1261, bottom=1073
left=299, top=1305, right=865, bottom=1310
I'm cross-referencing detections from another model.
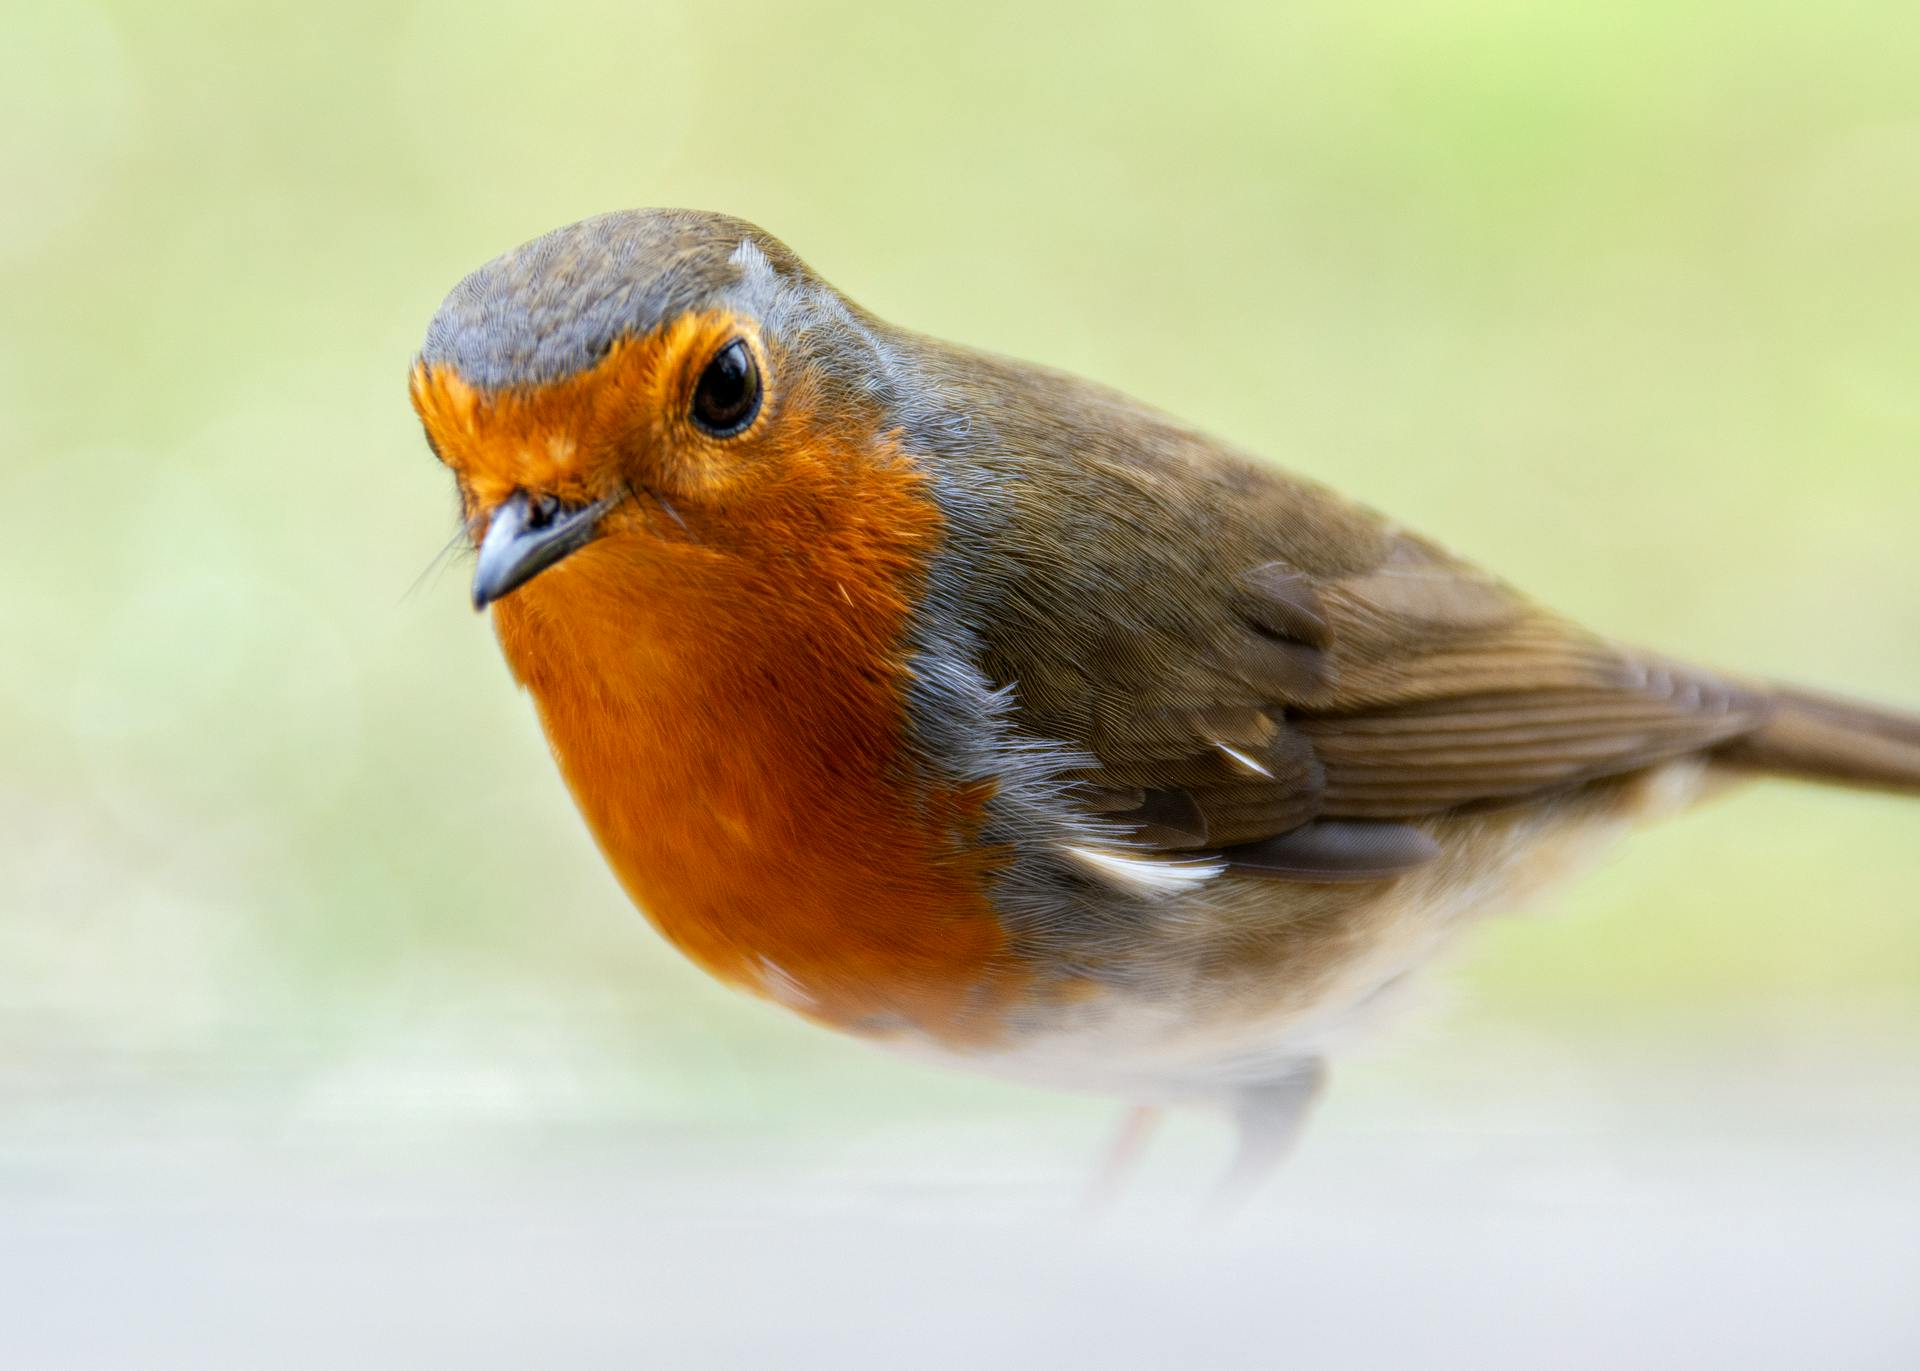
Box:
left=3, top=0, right=1918, bottom=1139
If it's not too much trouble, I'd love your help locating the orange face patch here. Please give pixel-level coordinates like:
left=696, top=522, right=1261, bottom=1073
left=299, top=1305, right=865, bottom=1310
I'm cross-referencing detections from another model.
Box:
left=413, top=321, right=1027, bottom=1043
left=410, top=311, right=784, bottom=520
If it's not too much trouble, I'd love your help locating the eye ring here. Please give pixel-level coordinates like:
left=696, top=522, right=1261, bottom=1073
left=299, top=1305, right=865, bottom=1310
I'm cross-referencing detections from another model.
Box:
left=689, top=338, right=763, bottom=437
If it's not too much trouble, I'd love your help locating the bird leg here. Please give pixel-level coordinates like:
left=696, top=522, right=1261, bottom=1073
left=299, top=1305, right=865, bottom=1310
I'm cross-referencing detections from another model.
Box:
left=1080, top=1103, right=1164, bottom=1215
left=1206, top=1060, right=1327, bottom=1217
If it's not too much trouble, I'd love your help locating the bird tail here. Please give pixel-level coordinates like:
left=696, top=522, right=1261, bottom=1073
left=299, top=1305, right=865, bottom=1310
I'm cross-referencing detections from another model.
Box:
left=1717, top=685, right=1920, bottom=795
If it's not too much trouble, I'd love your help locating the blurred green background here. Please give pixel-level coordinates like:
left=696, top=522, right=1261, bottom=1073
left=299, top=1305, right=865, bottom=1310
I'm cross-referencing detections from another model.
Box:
left=4, top=0, right=1918, bottom=1148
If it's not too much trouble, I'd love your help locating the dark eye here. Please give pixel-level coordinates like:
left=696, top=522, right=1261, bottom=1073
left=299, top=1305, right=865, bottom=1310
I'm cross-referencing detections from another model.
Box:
left=690, top=338, right=762, bottom=436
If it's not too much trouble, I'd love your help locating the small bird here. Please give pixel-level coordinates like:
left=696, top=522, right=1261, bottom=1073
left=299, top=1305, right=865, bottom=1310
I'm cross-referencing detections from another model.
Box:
left=411, top=209, right=1920, bottom=1200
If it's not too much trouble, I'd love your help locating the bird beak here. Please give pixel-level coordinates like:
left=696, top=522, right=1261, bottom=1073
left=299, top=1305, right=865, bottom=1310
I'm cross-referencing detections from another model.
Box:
left=471, top=491, right=615, bottom=610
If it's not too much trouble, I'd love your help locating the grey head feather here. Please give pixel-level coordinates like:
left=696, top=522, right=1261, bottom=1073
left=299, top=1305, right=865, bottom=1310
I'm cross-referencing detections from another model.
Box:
left=419, top=208, right=810, bottom=390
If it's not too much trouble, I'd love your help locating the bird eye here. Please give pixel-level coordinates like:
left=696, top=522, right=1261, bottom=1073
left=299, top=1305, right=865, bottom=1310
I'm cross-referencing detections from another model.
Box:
left=689, top=338, right=762, bottom=437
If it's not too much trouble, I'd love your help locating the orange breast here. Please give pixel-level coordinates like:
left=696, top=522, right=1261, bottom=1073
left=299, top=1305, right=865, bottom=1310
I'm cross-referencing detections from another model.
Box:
left=491, top=441, right=1023, bottom=1042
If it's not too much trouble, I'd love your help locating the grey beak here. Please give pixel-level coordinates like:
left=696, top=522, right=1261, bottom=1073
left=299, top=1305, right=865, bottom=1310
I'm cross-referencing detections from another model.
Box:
left=470, top=491, right=614, bottom=610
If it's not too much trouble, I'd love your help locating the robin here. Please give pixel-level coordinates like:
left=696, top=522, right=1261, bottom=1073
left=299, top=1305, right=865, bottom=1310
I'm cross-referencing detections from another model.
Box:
left=410, top=209, right=1920, bottom=1200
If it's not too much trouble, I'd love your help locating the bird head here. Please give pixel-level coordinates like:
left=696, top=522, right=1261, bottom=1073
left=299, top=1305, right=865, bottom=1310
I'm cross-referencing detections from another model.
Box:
left=409, top=209, right=905, bottom=610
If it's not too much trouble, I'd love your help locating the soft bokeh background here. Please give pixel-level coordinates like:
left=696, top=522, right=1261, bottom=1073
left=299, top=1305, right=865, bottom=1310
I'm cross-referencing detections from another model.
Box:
left=4, top=1, right=1918, bottom=1366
